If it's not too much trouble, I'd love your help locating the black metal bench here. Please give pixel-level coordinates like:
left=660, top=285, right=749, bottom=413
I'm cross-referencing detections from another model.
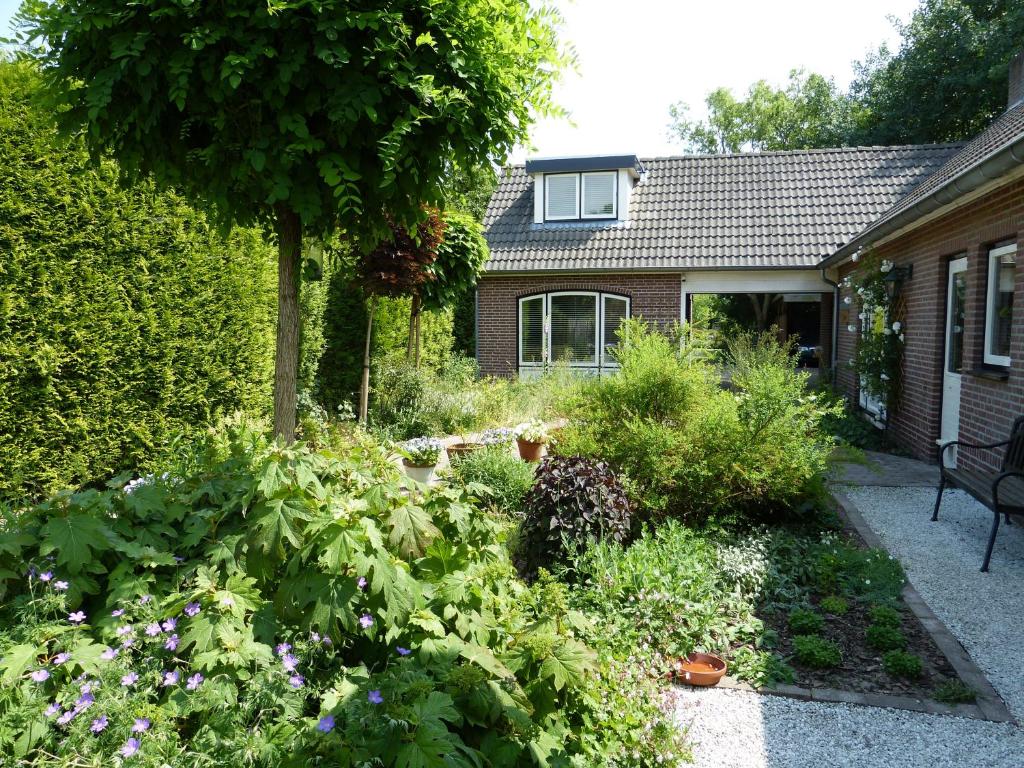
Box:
left=932, top=415, right=1024, bottom=571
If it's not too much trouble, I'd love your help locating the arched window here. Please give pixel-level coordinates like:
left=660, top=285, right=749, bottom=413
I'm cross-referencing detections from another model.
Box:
left=518, top=291, right=630, bottom=373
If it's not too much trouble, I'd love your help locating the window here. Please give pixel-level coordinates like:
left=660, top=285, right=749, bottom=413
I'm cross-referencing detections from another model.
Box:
left=544, top=174, right=579, bottom=220
left=517, top=291, right=630, bottom=372
left=543, top=172, right=617, bottom=221
left=858, top=306, right=887, bottom=422
left=984, top=243, right=1016, bottom=367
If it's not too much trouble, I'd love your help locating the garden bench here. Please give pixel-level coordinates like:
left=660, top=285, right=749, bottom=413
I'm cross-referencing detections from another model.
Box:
left=932, top=415, right=1024, bottom=572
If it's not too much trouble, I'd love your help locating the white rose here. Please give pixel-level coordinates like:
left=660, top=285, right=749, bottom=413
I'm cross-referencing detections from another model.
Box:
left=891, top=321, right=902, bottom=332
left=883, top=327, right=892, bottom=335
left=843, top=296, right=852, bottom=305
left=847, top=324, right=857, bottom=333
left=899, top=334, right=905, bottom=342
left=880, top=373, right=890, bottom=381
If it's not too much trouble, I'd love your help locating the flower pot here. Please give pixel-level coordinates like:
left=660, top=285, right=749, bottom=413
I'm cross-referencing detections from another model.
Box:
left=516, top=438, right=545, bottom=462
left=446, top=442, right=484, bottom=461
left=402, top=461, right=436, bottom=484
left=671, top=653, right=727, bottom=687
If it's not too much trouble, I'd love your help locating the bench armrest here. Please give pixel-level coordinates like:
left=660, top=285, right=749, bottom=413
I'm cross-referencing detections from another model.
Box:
left=993, top=471, right=1024, bottom=506
left=939, top=438, right=1012, bottom=466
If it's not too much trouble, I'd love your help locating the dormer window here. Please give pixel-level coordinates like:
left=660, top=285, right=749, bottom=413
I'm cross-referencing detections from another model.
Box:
left=527, top=155, right=644, bottom=225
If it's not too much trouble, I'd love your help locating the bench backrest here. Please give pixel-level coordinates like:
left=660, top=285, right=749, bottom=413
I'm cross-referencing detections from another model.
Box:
left=1005, top=416, right=1024, bottom=473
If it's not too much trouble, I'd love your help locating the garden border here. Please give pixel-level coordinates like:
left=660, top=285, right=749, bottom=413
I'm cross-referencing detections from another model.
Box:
left=709, top=490, right=1015, bottom=723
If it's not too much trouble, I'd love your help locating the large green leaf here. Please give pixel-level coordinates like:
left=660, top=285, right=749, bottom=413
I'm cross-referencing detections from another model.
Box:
left=385, top=502, right=440, bottom=559
left=0, top=643, right=41, bottom=684
left=39, top=514, right=111, bottom=574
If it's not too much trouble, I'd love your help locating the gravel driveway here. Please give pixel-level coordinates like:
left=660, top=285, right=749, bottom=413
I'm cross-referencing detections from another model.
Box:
left=673, top=484, right=1024, bottom=767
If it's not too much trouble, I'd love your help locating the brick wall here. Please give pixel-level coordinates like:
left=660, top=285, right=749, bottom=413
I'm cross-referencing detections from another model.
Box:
left=476, top=273, right=682, bottom=377
left=836, top=178, right=1024, bottom=469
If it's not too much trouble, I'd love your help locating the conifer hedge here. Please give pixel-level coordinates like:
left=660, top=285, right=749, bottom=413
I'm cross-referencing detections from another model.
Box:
left=0, top=62, right=277, bottom=500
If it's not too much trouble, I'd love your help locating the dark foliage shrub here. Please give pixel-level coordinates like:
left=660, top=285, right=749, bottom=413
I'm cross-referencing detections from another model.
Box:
left=0, top=62, right=276, bottom=500
left=518, top=456, right=632, bottom=578
left=866, top=624, right=906, bottom=652
left=883, top=650, right=923, bottom=679
left=868, top=604, right=902, bottom=629
left=449, top=446, right=535, bottom=516
left=818, top=596, right=848, bottom=615
left=791, top=635, right=842, bottom=669
left=787, top=608, right=824, bottom=635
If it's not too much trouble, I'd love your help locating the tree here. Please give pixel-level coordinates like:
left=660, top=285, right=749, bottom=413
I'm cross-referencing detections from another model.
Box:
left=20, top=0, right=565, bottom=440
left=849, top=0, right=1024, bottom=144
left=668, top=70, right=855, bottom=153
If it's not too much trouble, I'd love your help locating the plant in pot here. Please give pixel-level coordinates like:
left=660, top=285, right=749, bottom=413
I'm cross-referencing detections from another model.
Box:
left=446, top=433, right=484, bottom=461
left=398, top=437, right=445, bottom=483
left=514, top=420, right=550, bottom=462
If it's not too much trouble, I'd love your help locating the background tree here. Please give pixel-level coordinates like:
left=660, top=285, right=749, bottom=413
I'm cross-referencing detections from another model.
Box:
left=21, top=0, right=565, bottom=440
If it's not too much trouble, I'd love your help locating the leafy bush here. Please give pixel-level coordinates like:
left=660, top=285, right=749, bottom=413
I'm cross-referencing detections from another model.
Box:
left=866, top=624, right=907, bottom=652
left=518, top=456, right=632, bottom=578
left=814, top=534, right=905, bottom=602
left=448, top=446, right=535, bottom=517
left=787, top=608, right=824, bottom=635
left=0, top=424, right=680, bottom=766
left=0, top=62, right=277, bottom=501
left=791, top=635, right=842, bottom=669
left=934, top=679, right=976, bottom=704
left=868, top=604, right=902, bottom=629
left=819, top=596, right=849, bottom=615
left=883, top=650, right=922, bottom=679
left=558, top=321, right=838, bottom=523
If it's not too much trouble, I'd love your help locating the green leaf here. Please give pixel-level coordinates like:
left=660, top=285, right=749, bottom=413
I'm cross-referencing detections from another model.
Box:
left=39, top=514, right=111, bottom=574
left=0, top=644, right=40, bottom=684
left=386, top=502, right=439, bottom=559
left=538, top=638, right=596, bottom=692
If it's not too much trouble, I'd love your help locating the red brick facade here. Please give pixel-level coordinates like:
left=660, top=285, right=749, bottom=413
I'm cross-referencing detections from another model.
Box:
left=476, top=273, right=682, bottom=377
left=836, top=178, right=1024, bottom=470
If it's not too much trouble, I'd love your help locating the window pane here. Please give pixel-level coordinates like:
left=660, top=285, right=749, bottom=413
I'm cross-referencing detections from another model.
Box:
left=520, top=297, right=544, bottom=364
left=602, top=296, right=628, bottom=365
left=948, top=271, right=966, bottom=374
left=550, top=294, right=597, bottom=364
left=545, top=175, right=578, bottom=219
left=583, top=173, right=615, bottom=217
left=989, top=249, right=1015, bottom=359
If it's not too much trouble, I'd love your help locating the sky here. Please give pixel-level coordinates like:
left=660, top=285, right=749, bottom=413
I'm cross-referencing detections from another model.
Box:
left=0, top=0, right=920, bottom=161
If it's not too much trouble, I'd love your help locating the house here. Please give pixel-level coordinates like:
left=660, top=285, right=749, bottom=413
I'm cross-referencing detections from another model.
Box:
left=478, top=53, right=1024, bottom=472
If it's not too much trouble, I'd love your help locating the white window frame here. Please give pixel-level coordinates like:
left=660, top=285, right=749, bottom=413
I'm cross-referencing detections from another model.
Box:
left=581, top=171, right=618, bottom=220
left=517, top=291, right=631, bottom=372
left=858, top=306, right=887, bottom=424
left=543, top=173, right=580, bottom=221
left=983, top=242, right=1016, bottom=367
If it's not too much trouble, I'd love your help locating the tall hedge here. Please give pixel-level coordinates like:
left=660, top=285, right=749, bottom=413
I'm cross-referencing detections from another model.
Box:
left=0, top=62, right=277, bottom=500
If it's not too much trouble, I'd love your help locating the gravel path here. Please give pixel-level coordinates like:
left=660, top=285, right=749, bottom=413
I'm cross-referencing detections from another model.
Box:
left=673, top=484, right=1024, bottom=767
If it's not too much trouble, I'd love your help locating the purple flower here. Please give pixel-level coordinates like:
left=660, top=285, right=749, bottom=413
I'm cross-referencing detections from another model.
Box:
left=289, top=674, right=305, bottom=688
left=161, top=670, right=179, bottom=687
left=90, top=716, right=108, bottom=733
left=368, top=689, right=383, bottom=705
left=53, top=581, right=69, bottom=591
left=121, top=637, right=135, bottom=649
left=120, top=738, right=141, bottom=758
left=30, top=669, right=50, bottom=683
left=132, top=718, right=150, bottom=733
left=357, top=577, right=367, bottom=589
left=316, top=715, right=335, bottom=733
left=100, top=647, right=119, bottom=661
left=39, top=571, right=53, bottom=582
left=68, top=611, right=86, bottom=624
left=75, top=692, right=94, bottom=711
left=219, top=596, right=234, bottom=608
left=52, top=652, right=71, bottom=665
left=44, top=702, right=60, bottom=717
left=121, top=672, right=139, bottom=687
left=184, top=602, right=201, bottom=617
left=359, top=614, right=374, bottom=629
left=396, top=647, right=411, bottom=656
left=310, top=631, right=320, bottom=643
left=116, top=625, right=133, bottom=637
left=111, top=608, right=125, bottom=617
left=56, top=710, right=75, bottom=726
left=161, top=618, right=177, bottom=632
left=139, top=595, right=152, bottom=605
left=145, top=622, right=162, bottom=637
left=274, top=642, right=291, bottom=656
left=164, top=634, right=179, bottom=651
left=322, top=635, right=332, bottom=646
left=186, top=673, right=203, bottom=690
left=281, top=653, right=299, bottom=672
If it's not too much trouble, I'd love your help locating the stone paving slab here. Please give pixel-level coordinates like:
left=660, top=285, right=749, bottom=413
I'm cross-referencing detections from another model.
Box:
left=829, top=450, right=940, bottom=487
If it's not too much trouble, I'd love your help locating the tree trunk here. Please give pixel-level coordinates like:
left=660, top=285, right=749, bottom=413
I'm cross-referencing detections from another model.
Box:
left=359, top=295, right=377, bottom=423
left=406, top=293, right=421, bottom=362
left=414, top=311, right=422, bottom=369
left=274, top=206, right=302, bottom=442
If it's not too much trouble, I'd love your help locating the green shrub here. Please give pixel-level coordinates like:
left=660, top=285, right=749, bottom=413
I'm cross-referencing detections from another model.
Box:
left=518, top=456, right=632, bottom=578
left=0, top=61, right=277, bottom=501
left=448, top=446, right=535, bottom=516
left=787, top=608, right=825, bottom=635
left=883, top=650, right=923, bottom=678
left=0, top=424, right=682, bottom=766
left=866, top=624, right=907, bottom=651
left=934, top=679, right=976, bottom=704
left=819, top=596, right=849, bottom=615
left=868, top=604, right=902, bottom=629
left=814, top=537, right=905, bottom=602
left=791, top=635, right=843, bottom=669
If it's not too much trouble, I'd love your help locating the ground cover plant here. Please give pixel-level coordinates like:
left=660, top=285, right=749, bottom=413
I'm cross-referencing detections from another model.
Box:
left=0, top=422, right=684, bottom=767
left=447, top=446, right=536, bottom=518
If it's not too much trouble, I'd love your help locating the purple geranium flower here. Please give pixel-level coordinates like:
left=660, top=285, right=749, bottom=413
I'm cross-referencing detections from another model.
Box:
left=52, top=652, right=71, bottom=665
left=100, top=647, right=119, bottom=661
left=161, top=618, right=177, bottom=632
left=68, top=611, right=86, bottom=624
left=164, top=634, right=179, bottom=651
left=183, top=602, right=201, bottom=617
left=44, top=702, right=60, bottom=717
left=281, top=653, right=299, bottom=672
left=162, top=670, right=179, bottom=687
left=75, top=692, right=94, bottom=711
left=359, top=614, right=373, bottom=629
left=30, top=669, right=49, bottom=683
left=357, top=577, right=367, bottom=589
left=274, top=643, right=291, bottom=656
left=186, top=673, right=203, bottom=690
left=289, top=674, right=305, bottom=688
left=53, top=581, right=69, bottom=591
left=396, top=647, right=411, bottom=656
left=111, top=608, right=125, bottom=618
left=139, top=595, right=152, bottom=605
left=121, top=672, right=139, bottom=687
left=90, top=716, right=108, bottom=733
left=116, top=625, right=133, bottom=637
left=121, top=637, right=135, bottom=649
left=322, top=635, right=332, bottom=646
left=316, top=715, right=335, bottom=733
left=145, top=622, right=162, bottom=637
left=56, top=710, right=75, bottom=726
left=132, top=718, right=150, bottom=733
left=310, top=631, right=320, bottom=643
left=120, top=738, right=141, bottom=758
left=368, top=690, right=383, bottom=705
left=39, top=571, right=53, bottom=582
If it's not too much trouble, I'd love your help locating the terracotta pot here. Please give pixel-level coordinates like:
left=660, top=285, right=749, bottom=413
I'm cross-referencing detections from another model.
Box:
left=671, top=653, right=727, bottom=687
left=447, top=442, right=484, bottom=460
left=402, top=460, right=436, bottom=484
left=516, top=438, right=545, bottom=462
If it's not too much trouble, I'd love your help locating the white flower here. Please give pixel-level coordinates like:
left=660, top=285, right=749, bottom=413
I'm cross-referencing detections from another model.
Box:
left=843, top=296, right=852, bottom=305
left=880, top=373, right=890, bottom=381
left=847, top=324, right=857, bottom=333
left=899, top=334, right=905, bottom=342
left=880, top=260, right=894, bottom=273
left=883, top=327, right=892, bottom=335
left=852, top=252, right=860, bottom=262
left=891, top=321, right=902, bottom=332
left=858, top=312, right=867, bottom=320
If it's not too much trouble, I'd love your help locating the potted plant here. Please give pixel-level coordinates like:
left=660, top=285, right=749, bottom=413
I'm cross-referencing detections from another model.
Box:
left=399, top=437, right=444, bottom=483
left=480, top=427, right=515, bottom=448
left=514, top=420, right=550, bottom=462
left=446, top=433, right=484, bottom=461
